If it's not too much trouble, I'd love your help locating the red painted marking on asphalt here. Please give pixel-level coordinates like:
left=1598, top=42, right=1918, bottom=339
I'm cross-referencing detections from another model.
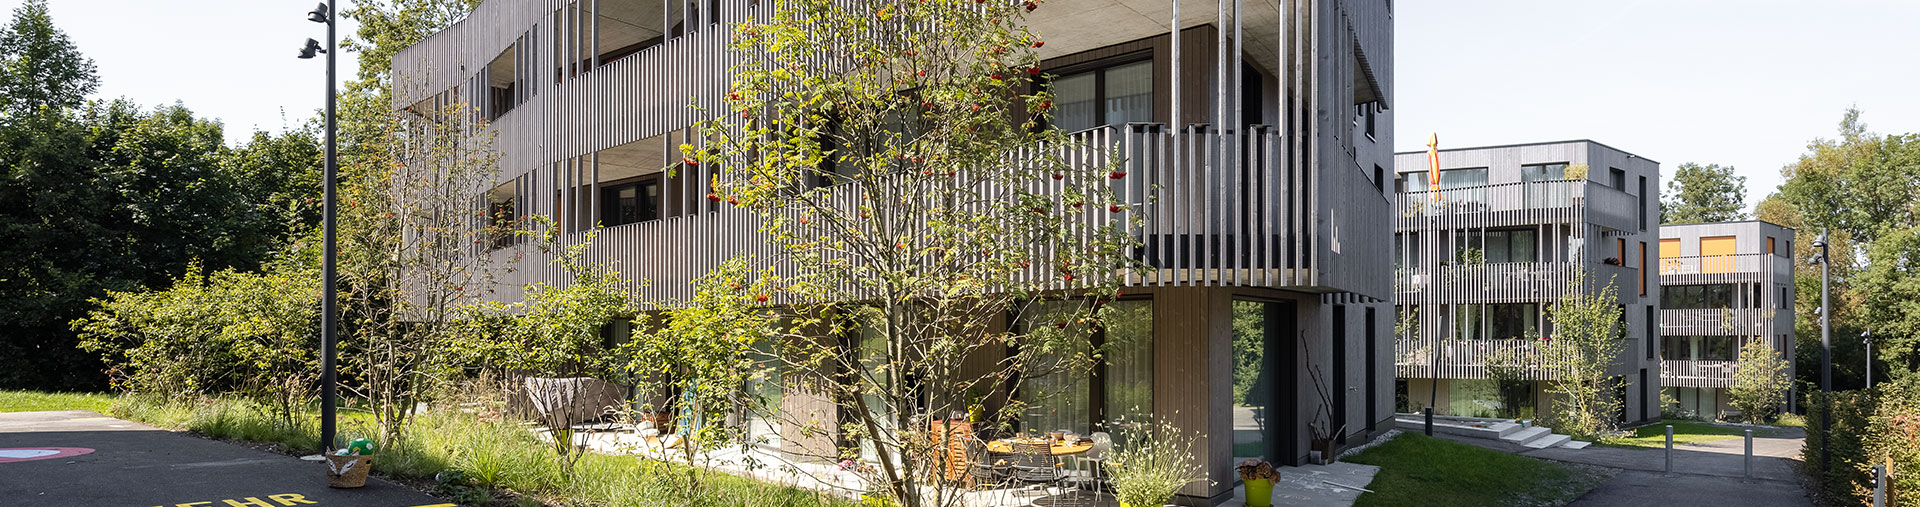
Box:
left=0, top=447, right=95, bottom=463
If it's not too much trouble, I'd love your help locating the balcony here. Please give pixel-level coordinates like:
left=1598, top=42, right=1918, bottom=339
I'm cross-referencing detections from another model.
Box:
left=1396, top=260, right=1637, bottom=304
left=1658, top=253, right=1791, bottom=285
left=539, top=124, right=1385, bottom=304
left=1394, top=179, right=1638, bottom=233
left=1661, top=307, right=1781, bottom=336
left=1662, top=359, right=1738, bottom=388
left=1394, top=336, right=1643, bottom=380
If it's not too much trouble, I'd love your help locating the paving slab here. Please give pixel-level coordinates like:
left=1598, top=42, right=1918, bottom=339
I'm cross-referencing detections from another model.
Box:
left=0, top=410, right=451, bottom=507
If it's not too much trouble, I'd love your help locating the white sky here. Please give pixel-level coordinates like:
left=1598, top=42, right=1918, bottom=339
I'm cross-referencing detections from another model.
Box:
left=1395, top=0, right=1920, bottom=209
left=1, top=0, right=359, bottom=142
left=10, top=1, right=1920, bottom=210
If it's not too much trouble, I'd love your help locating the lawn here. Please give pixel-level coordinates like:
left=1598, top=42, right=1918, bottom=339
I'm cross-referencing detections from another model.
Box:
left=0, top=389, right=115, bottom=414
left=1344, top=433, right=1610, bottom=507
left=1599, top=419, right=1782, bottom=450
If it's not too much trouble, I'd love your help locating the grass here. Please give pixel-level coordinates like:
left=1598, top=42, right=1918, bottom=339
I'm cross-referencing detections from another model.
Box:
left=0, top=389, right=116, bottom=413
left=106, top=395, right=855, bottom=507
left=1599, top=419, right=1783, bottom=450
left=1344, top=433, right=1609, bottom=507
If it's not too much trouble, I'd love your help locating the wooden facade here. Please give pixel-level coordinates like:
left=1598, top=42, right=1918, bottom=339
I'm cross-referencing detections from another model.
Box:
left=1389, top=140, right=1663, bottom=424
left=1657, top=222, right=1796, bottom=400
left=392, top=0, right=1396, bottom=503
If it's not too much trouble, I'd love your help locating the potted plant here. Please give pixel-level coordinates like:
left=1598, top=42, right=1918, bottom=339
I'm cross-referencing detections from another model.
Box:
left=1105, top=420, right=1208, bottom=507
left=1236, top=459, right=1281, bottom=507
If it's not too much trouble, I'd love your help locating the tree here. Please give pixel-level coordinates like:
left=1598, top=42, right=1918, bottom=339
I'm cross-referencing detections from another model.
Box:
left=1661, top=162, right=1747, bottom=224
left=681, top=0, right=1146, bottom=505
left=1728, top=338, right=1789, bottom=423
left=1544, top=269, right=1625, bottom=439
left=0, top=0, right=96, bottom=119
left=621, top=257, right=779, bottom=496
left=1768, top=109, right=1920, bottom=386
left=338, top=99, right=502, bottom=445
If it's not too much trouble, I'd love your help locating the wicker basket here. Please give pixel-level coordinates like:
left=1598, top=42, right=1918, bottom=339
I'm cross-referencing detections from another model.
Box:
left=325, top=455, right=374, bottom=488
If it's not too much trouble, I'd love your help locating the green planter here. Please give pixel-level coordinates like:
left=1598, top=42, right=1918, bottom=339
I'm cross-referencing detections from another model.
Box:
left=1244, top=477, right=1274, bottom=507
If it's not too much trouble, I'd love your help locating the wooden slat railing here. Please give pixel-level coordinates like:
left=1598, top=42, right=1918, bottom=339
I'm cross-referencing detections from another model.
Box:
left=1394, top=179, right=1638, bottom=233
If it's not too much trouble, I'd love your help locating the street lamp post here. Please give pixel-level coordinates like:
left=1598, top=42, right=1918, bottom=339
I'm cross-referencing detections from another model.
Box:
left=1863, top=330, right=1873, bottom=389
left=1811, top=229, right=1830, bottom=473
left=297, top=1, right=339, bottom=454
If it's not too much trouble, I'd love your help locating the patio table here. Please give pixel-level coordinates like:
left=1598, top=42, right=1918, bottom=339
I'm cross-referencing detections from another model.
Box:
left=986, top=438, right=1093, bottom=456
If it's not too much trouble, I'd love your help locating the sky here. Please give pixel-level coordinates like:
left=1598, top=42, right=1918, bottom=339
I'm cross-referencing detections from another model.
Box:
left=7, top=1, right=1919, bottom=211
left=0, top=0, right=360, bottom=142
left=1395, top=0, right=1920, bottom=210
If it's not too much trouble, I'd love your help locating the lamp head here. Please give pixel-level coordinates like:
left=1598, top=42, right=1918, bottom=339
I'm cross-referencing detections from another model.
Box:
left=298, top=38, right=325, bottom=59
left=308, top=3, right=331, bottom=24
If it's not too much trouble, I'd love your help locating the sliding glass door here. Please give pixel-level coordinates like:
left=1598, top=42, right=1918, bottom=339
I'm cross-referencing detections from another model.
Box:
left=1232, top=300, right=1297, bottom=463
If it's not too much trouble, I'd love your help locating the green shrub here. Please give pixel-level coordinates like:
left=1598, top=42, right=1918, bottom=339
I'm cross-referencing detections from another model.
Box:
left=1866, top=377, right=1920, bottom=507
left=1804, top=389, right=1877, bottom=504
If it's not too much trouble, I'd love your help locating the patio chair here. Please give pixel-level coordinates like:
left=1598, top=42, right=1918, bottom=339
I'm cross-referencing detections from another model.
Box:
left=1068, top=432, right=1112, bottom=500
left=964, top=436, right=1012, bottom=505
left=1008, top=441, right=1066, bottom=497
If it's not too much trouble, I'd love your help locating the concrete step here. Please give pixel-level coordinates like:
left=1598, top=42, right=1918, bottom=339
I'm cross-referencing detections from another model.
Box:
left=1560, top=440, right=1591, bottom=449
left=1499, top=426, right=1551, bottom=446
left=1525, top=433, right=1571, bottom=449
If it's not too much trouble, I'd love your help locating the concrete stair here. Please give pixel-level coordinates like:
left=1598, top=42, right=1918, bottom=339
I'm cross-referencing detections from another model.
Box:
left=1393, top=414, right=1588, bottom=450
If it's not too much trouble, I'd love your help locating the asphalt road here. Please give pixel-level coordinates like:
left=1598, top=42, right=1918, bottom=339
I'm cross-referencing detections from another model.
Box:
left=1433, top=425, right=1814, bottom=507
left=0, top=410, right=453, bottom=507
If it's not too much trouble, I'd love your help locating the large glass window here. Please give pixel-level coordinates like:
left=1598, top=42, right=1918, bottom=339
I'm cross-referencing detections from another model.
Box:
left=1484, top=228, right=1538, bottom=263
left=1015, top=300, right=1153, bottom=437
left=1522, top=163, right=1568, bottom=207
left=600, top=176, right=661, bottom=227
left=1048, top=60, right=1154, bottom=133
left=1660, top=284, right=1737, bottom=309
left=1102, top=300, right=1154, bottom=429
left=1439, top=168, right=1487, bottom=189
left=1488, top=303, right=1538, bottom=340
left=1662, top=335, right=1689, bottom=360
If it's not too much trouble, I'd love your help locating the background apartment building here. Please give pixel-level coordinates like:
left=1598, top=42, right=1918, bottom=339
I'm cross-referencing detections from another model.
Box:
left=1658, top=221, right=1797, bottom=418
left=1390, top=140, right=1662, bottom=426
left=391, top=0, right=1396, bottom=503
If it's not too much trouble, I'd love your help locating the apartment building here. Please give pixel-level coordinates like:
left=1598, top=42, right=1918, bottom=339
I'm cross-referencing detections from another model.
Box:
left=391, top=0, right=1395, bottom=503
left=1391, top=140, right=1662, bottom=426
left=1658, top=221, right=1796, bottom=418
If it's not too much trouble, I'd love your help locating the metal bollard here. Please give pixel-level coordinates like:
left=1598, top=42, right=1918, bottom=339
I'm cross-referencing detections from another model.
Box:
left=1664, top=425, right=1674, bottom=475
left=1424, top=408, right=1434, bottom=436
left=1744, top=429, right=1753, bottom=480
left=1874, top=464, right=1887, bottom=507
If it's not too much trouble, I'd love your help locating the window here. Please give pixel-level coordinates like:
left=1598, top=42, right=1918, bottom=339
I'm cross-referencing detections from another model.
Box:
left=1699, top=336, right=1736, bottom=361
left=1609, top=168, right=1627, bottom=191
left=1662, top=335, right=1689, bottom=360
left=1768, top=237, right=1776, bottom=255
left=1638, top=175, right=1648, bottom=230
left=1661, top=284, right=1737, bottom=309
left=1639, top=242, right=1647, bottom=295
left=1645, top=306, right=1656, bottom=359
left=1014, top=299, right=1153, bottom=435
left=1522, top=163, right=1569, bottom=181
left=1374, top=165, right=1385, bottom=193
left=600, top=175, right=662, bottom=227
left=1780, top=287, right=1789, bottom=309
left=1521, top=163, right=1568, bottom=207
left=1488, top=304, right=1538, bottom=340
left=1439, top=168, right=1487, bottom=189
left=1700, top=236, right=1737, bottom=273
left=1048, top=59, right=1153, bottom=133
left=1483, top=228, right=1538, bottom=263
